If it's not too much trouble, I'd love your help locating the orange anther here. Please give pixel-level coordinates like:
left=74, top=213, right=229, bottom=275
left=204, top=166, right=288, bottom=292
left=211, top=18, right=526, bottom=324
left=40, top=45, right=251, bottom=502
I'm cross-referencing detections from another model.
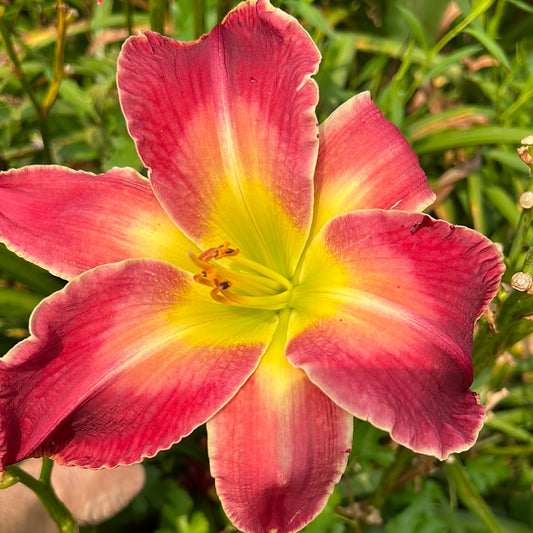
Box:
left=198, top=247, right=218, bottom=262
left=193, top=273, right=216, bottom=287
left=209, top=280, right=232, bottom=302
left=199, top=242, right=239, bottom=261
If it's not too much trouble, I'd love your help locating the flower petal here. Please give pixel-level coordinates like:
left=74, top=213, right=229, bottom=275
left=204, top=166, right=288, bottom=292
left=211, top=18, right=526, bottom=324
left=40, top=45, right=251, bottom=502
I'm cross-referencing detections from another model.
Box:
left=53, top=462, right=145, bottom=525
left=0, top=166, right=196, bottom=279
left=207, top=315, right=352, bottom=533
left=312, top=92, right=435, bottom=234
left=287, top=211, right=504, bottom=459
left=0, top=459, right=145, bottom=529
left=0, top=259, right=277, bottom=468
left=117, top=0, right=320, bottom=276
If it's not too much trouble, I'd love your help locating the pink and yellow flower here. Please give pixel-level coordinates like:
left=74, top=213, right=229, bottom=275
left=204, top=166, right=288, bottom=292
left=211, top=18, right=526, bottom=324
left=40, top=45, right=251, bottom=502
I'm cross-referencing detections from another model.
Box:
left=0, top=1, right=504, bottom=531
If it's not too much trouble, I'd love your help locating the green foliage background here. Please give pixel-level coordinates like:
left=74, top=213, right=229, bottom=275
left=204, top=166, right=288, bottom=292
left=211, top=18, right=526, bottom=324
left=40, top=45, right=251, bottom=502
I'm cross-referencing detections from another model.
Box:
left=1, top=0, right=533, bottom=531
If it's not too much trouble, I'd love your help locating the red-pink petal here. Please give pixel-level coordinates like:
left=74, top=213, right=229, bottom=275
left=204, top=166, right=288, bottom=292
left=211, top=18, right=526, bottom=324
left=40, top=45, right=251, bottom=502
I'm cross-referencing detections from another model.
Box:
left=117, top=0, right=320, bottom=275
left=312, top=92, right=435, bottom=234
left=287, top=211, right=504, bottom=459
left=0, top=259, right=276, bottom=468
left=207, top=345, right=352, bottom=533
left=0, top=166, right=196, bottom=279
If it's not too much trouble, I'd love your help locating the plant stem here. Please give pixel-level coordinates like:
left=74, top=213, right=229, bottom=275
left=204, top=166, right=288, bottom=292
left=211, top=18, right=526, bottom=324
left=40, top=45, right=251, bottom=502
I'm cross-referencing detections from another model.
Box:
left=0, top=12, right=52, bottom=163
left=5, top=463, right=79, bottom=533
left=149, top=0, right=165, bottom=34
left=124, top=0, right=133, bottom=35
left=507, top=174, right=533, bottom=276
left=40, top=457, right=54, bottom=484
left=445, top=457, right=503, bottom=533
left=370, top=446, right=414, bottom=508
left=487, top=0, right=507, bottom=39
left=521, top=239, right=533, bottom=275
left=42, top=2, right=76, bottom=117
left=193, top=0, right=206, bottom=38
left=217, top=0, right=232, bottom=23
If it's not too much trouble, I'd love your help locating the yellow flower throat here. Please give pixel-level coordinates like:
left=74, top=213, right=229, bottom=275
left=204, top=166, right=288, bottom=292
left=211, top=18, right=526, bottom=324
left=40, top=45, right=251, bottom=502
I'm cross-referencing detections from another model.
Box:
left=190, top=242, right=293, bottom=311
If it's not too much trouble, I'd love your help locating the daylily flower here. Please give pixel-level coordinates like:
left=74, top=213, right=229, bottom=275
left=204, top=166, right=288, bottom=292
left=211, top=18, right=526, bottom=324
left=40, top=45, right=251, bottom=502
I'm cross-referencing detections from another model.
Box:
left=0, top=1, right=503, bottom=532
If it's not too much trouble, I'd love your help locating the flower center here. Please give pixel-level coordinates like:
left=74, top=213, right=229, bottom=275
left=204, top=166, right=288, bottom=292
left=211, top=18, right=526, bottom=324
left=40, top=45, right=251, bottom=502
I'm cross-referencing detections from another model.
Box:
left=190, top=242, right=293, bottom=310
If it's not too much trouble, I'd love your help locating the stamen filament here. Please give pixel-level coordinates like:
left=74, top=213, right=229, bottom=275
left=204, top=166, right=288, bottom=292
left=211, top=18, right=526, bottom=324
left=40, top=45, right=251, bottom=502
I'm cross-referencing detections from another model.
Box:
left=212, top=289, right=291, bottom=311
left=189, top=251, right=210, bottom=271
left=214, top=263, right=281, bottom=293
left=193, top=274, right=216, bottom=287
left=190, top=244, right=293, bottom=311
left=231, top=255, right=292, bottom=291
left=190, top=249, right=286, bottom=293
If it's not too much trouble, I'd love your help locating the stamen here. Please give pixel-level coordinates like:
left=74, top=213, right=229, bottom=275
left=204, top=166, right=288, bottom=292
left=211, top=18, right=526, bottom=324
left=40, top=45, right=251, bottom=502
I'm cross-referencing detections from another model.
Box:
left=193, top=273, right=216, bottom=287
left=190, top=252, right=278, bottom=293
left=231, top=255, right=293, bottom=291
left=210, top=280, right=233, bottom=303
left=214, top=263, right=282, bottom=293
left=189, top=251, right=211, bottom=271
left=190, top=242, right=293, bottom=310
left=198, top=241, right=239, bottom=262
left=211, top=285, right=291, bottom=311
left=222, top=289, right=291, bottom=310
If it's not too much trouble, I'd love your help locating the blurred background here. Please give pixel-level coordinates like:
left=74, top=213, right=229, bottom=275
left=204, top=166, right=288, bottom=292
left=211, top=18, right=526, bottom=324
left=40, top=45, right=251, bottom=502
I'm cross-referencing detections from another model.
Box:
left=1, top=0, right=533, bottom=531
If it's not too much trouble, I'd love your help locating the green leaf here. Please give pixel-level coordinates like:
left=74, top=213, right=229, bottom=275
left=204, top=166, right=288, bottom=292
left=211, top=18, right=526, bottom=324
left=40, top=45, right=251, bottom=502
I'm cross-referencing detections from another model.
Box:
left=485, top=415, right=533, bottom=445
left=0, top=287, right=41, bottom=318
left=57, top=142, right=99, bottom=163
left=385, top=480, right=448, bottom=533
left=424, top=44, right=482, bottom=80
left=508, top=0, right=533, bottom=14
left=413, top=127, right=533, bottom=154
left=485, top=149, right=532, bottom=174
left=395, top=5, right=429, bottom=51
left=451, top=510, right=533, bottom=533
left=483, top=185, right=519, bottom=227
left=0, top=244, right=64, bottom=295
left=353, top=33, right=426, bottom=63
left=464, top=27, right=511, bottom=70
left=406, top=106, right=495, bottom=141
left=301, top=488, right=343, bottom=533
left=57, top=79, right=97, bottom=119
left=385, top=0, right=449, bottom=45
left=103, top=135, right=142, bottom=171
left=187, top=512, right=209, bottom=533
left=351, top=419, right=396, bottom=468
left=284, top=0, right=333, bottom=37
left=468, top=173, right=486, bottom=233
left=464, top=455, right=511, bottom=494
left=445, top=458, right=504, bottom=533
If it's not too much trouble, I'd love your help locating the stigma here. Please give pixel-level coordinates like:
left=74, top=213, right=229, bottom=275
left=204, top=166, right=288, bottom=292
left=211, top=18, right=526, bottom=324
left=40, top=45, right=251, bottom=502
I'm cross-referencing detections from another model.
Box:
left=190, top=242, right=292, bottom=311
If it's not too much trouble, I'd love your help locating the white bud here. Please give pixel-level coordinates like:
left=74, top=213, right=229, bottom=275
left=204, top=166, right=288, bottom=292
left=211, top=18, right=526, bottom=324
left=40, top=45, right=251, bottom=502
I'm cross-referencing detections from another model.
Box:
left=519, top=191, right=533, bottom=209
left=511, top=272, right=533, bottom=292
